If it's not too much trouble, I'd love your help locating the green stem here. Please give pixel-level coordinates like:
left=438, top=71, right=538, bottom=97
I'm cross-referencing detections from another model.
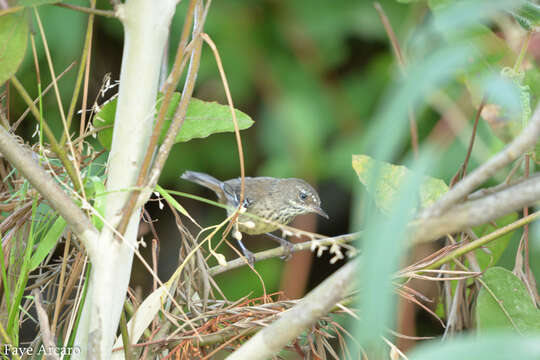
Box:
left=0, top=231, right=11, bottom=313
left=61, top=0, right=97, bottom=147
left=55, top=3, right=116, bottom=18
left=6, top=197, right=39, bottom=342
left=513, top=32, right=532, bottom=73
left=120, top=308, right=134, bottom=360
left=424, top=211, right=540, bottom=270
left=65, top=263, right=91, bottom=359
left=9, top=76, right=83, bottom=194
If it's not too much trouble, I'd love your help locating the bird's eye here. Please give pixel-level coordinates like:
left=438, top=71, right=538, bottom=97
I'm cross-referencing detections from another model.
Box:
left=299, top=192, right=308, bottom=201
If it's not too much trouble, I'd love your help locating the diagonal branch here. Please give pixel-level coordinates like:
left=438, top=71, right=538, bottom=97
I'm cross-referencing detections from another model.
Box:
left=116, top=0, right=205, bottom=236
left=208, top=233, right=359, bottom=276
left=413, top=174, right=540, bottom=244
left=9, top=76, right=83, bottom=194
left=227, top=259, right=358, bottom=360
left=421, top=102, right=540, bottom=219
left=0, top=125, right=98, bottom=257
left=115, top=0, right=198, bottom=236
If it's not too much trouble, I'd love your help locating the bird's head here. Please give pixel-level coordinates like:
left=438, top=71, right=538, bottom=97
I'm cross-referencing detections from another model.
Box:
left=282, top=179, right=329, bottom=219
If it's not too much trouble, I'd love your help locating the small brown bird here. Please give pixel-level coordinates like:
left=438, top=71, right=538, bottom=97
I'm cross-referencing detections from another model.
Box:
left=181, top=170, right=328, bottom=263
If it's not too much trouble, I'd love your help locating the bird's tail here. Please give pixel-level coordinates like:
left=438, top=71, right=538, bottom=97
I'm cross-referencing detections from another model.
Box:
left=180, top=171, right=225, bottom=200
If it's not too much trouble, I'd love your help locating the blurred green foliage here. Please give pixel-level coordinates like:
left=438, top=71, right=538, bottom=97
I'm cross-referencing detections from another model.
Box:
left=5, top=0, right=540, bottom=356
left=93, top=92, right=254, bottom=149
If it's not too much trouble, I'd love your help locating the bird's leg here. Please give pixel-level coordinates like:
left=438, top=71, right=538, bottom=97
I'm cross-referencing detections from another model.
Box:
left=265, top=232, right=293, bottom=260
left=233, top=228, right=255, bottom=266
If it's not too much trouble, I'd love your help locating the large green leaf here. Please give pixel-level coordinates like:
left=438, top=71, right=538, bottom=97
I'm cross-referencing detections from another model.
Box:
left=86, top=176, right=106, bottom=231
left=427, top=1, right=517, bottom=108
left=352, top=154, right=448, bottom=215
left=409, top=333, right=540, bottom=360
left=29, top=216, right=66, bottom=271
left=472, top=212, right=518, bottom=270
left=93, top=93, right=254, bottom=150
left=523, top=66, right=540, bottom=160
left=17, top=0, right=63, bottom=5
left=0, top=13, right=29, bottom=84
left=510, top=1, right=540, bottom=31
left=476, top=266, right=540, bottom=334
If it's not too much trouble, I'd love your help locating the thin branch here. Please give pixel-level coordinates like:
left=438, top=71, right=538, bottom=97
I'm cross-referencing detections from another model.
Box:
left=0, top=125, right=98, bottom=257
left=9, top=76, right=83, bottom=193
left=55, top=3, right=116, bottom=18
left=116, top=0, right=198, bottom=235
left=373, top=2, right=418, bottom=158
left=420, top=210, right=540, bottom=271
left=208, top=233, right=359, bottom=276
left=413, top=174, right=540, bottom=244
left=421, top=102, right=540, bottom=219
left=33, top=8, right=86, bottom=196
left=32, top=289, right=60, bottom=360
left=51, top=231, right=71, bottom=334
left=144, top=2, right=205, bottom=190
left=227, top=259, right=358, bottom=360
left=460, top=96, right=486, bottom=179
left=201, top=32, right=247, bottom=239
left=61, top=0, right=96, bottom=147
left=0, top=6, right=22, bottom=16
left=11, top=62, right=77, bottom=132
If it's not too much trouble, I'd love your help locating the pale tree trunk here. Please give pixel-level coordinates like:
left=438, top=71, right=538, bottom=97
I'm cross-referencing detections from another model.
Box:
left=73, top=1, right=178, bottom=358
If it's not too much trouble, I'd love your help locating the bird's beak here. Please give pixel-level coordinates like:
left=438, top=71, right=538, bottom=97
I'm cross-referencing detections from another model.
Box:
left=311, top=206, right=329, bottom=219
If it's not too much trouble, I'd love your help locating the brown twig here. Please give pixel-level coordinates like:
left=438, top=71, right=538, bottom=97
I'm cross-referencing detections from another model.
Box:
left=209, top=233, right=358, bottom=276
left=32, top=289, right=60, bottom=360
left=11, top=62, right=76, bottom=132
left=227, top=260, right=358, bottom=360
left=33, top=8, right=86, bottom=197
left=58, top=0, right=96, bottom=154
left=421, top=102, right=540, bottom=218
left=374, top=2, right=418, bottom=158
left=116, top=0, right=201, bottom=236
left=51, top=231, right=71, bottom=335
left=55, top=3, right=116, bottom=18
left=0, top=125, right=98, bottom=256
left=201, top=32, right=247, bottom=240
left=460, top=97, right=486, bottom=179
left=9, top=76, right=83, bottom=194
left=417, top=210, right=540, bottom=270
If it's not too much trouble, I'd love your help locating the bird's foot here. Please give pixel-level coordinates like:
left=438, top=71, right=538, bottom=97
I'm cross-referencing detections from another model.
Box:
left=280, top=240, right=293, bottom=260
left=243, top=249, right=255, bottom=267
left=266, top=233, right=294, bottom=260
left=236, top=237, right=255, bottom=266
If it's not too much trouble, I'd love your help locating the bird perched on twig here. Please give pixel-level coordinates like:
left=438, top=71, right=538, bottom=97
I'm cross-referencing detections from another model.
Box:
left=181, top=170, right=328, bottom=264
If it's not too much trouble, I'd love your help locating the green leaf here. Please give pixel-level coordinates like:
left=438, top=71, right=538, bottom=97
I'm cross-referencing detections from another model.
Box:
left=434, top=214, right=518, bottom=319
left=29, top=216, right=66, bottom=271
left=510, top=2, right=540, bottom=31
left=0, top=13, right=29, bottom=85
left=17, top=0, right=63, bottom=5
left=476, top=267, right=540, bottom=334
left=352, top=154, right=448, bottom=215
left=472, top=213, right=518, bottom=270
left=93, top=93, right=254, bottom=150
left=523, top=66, right=540, bottom=160
left=426, top=1, right=517, bottom=108
left=524, top=66, right=540, bottom=109
left=155, top=184, right=199, bottom=227
left=89, top=177, right=106, bottom=230
left=409, top=333, right=540, bottom=360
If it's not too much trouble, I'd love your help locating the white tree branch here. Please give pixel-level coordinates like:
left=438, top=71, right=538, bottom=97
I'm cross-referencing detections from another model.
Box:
left=227, top=260, right=358, bottom=360
left=421, top=102, right=540, bottom=219
left=413, top=174, right=540, bottom=243
left=73, top=1, right=179, bottom=358
left=0, top=125, right=99, bottom=257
